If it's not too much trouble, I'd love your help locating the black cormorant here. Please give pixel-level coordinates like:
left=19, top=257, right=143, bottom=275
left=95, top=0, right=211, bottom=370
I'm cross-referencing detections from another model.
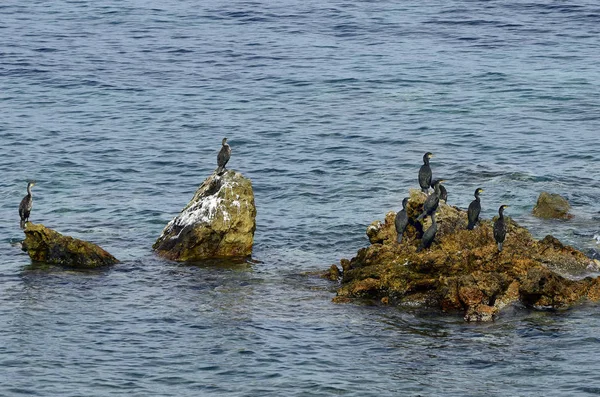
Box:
left=418, top=152, right=433, bottom=193
left=467, top=188, right=484, bottom=230
left=395, top=197, right=410, bottom=243
left=417, top=179, right=445, bottom=221
left=439, top=183, right=447, bottom=202
left=19, top=181, right=35, bottom=229
left=417, top=212, right=438, bottom=252
left=216, top=137, right=231, bottom=174
left=493, top=205, right=509, bottom=252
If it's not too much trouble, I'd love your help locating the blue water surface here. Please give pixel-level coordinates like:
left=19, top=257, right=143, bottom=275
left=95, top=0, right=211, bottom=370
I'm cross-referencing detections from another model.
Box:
left=1, top=0, right=600, bottom=395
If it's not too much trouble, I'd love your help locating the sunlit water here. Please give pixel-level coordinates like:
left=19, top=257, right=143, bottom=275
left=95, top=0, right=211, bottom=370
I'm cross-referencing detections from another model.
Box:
left=1, top=1, right=600, bottom=395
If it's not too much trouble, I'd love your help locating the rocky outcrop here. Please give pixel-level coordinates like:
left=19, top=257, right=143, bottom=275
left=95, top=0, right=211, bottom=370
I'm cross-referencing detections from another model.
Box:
left=533, top=192, right=572, bottom=219
left=22, top=224, right=118, bottom=268
left=153, top=170, right=256, bottom=261
left=331, top=189, right=600, bottom=321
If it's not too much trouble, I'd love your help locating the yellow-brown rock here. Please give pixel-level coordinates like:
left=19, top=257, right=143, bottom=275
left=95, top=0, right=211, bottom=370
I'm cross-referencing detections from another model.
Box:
left=323, top=264, right=342, bottom=281
left=333, top=189, right=600, bottom=321
left=533, top=192, right=572, bottom=219
left=22, top=223, right=118, bottom=268
left=153, top=170, right=256, bottom=261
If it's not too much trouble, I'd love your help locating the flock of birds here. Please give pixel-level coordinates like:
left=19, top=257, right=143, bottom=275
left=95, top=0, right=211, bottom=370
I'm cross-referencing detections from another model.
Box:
left=18, top=143, right=507, bottom=254
left=394, top=152, right=509, bottom=253
left=17, top=138, right=233, bottom=231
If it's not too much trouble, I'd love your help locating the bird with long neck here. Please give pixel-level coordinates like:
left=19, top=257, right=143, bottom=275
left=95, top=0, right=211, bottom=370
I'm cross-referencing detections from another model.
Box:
left=216, top=137, right=231, bottom=174
left=438, top=183, right=448, bottom=203
left=418, top=152, right=433, bottom=193
left=19, top=181, right=35, bottom=229
left=494, top=205, right=509, bottom=252
left=417, top=179, right=445, bottom=221
left=467, top=188, right=484, bottom=230
left=395, top=197, right=410, bottom=243
left=417, top=211, right=438, bottom=252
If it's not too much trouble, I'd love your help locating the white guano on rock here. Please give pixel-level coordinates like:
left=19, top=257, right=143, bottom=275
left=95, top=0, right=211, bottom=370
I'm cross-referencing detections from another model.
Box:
left=153, top=170, right=256, bottom=261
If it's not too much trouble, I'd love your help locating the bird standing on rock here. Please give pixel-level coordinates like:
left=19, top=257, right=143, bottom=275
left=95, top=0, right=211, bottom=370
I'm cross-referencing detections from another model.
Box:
left=417, top=179, right=445, bottom=221
left=438, top=183, right=447, bottom=203
left=216, top=137, right=231, bottom=174
left=19, top=181, right=35, bottom=229
left=417, top=212, right=438, bottom=252
left=395, top=197, right=410, bottom=243
left=418, top=152, right=433, bottom=193
left=467, top=188, right=484, bottom=230
left=494, top=205, right=509, bottom=252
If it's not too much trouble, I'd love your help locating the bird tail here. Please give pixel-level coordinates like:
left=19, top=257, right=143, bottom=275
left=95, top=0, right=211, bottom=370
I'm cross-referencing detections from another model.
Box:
left=397, top=234, right=403, bottom=244
left=467, top=222, right=474, bottom=230
left=421, top=188, right=428, bottom=193
left=417, top=212, right=425, bottom=221
left=416, top=244, right=423, bottom=253
left=498, top=242, right=503, bottom=252
left=215, top=166, right=223, bottom=174
left=20, top=219, right=25, bottom=229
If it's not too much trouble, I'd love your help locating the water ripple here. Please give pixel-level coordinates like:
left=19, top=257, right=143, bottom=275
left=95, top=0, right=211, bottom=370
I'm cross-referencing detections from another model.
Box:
left=1, top=0, right=600, bottom=395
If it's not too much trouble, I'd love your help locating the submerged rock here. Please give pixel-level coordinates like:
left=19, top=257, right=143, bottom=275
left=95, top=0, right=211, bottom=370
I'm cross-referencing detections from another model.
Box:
left=22, top=224, right=118, bottom=269
left=332, top=189, right=600, bottom=321
left=153, top=170, right=256, bottom=261
left=532, top=192, right=572, bottom=219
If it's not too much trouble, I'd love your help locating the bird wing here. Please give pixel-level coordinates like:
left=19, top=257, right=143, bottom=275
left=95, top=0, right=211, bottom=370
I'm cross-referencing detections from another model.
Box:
left=217, top=147, right=228, bottom=167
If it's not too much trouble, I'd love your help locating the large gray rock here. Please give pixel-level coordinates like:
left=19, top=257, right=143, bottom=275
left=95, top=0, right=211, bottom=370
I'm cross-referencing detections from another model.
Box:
left=533, top=192, right=572, bottom=219
left=22, top=224, right=118, bottom=268
left=153, top=170, right=256, bottom=261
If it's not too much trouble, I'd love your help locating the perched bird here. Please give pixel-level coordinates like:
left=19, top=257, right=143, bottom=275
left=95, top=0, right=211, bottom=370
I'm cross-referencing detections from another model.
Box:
left=19, top=181, right=35, bottom=229
left=438, top=183, right=448, bottom=203
left=417, top=212, right=438, bottom=252
left=216, top=137, right=231, bottom=174
left=494, top=205, right=509, bottom=252
left=467, top=188, right=484, bottom=230
left=417, top=179, right=445, bottom=221
left=395, top=197, right=410, bottom=243
left=418, top=152, right=433, bottom=193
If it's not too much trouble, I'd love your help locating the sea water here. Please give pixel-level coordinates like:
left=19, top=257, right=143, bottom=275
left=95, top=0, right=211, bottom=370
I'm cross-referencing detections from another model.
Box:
left=1, top=1, right=600, bottom=395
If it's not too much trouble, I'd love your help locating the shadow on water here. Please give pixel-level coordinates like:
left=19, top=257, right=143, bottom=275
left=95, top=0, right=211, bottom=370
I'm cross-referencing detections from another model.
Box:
left=21, top=261, right=113, bottom=276
left=169, top=256, right=255, bottom=271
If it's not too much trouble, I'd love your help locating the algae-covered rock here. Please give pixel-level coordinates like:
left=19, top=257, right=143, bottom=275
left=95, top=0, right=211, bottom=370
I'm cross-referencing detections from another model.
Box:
left=22, top=223, right=118, bottom=269
left=333, top=189, right=599, bottom=321
left=533, top=192, right=572, bottom=219
left=323, top=264, right=342, bottom=281
left=153, top=170, right=256, bottom=261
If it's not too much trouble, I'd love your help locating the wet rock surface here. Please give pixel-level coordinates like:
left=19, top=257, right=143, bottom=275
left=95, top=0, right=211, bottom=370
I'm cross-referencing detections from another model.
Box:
left=533, top=192, right=572, bottom=219
left=153, top=170, right=256, bottom=261
left=22, top=223, right=118, bottom=269
left=331, top=189, right=600, bottom=321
